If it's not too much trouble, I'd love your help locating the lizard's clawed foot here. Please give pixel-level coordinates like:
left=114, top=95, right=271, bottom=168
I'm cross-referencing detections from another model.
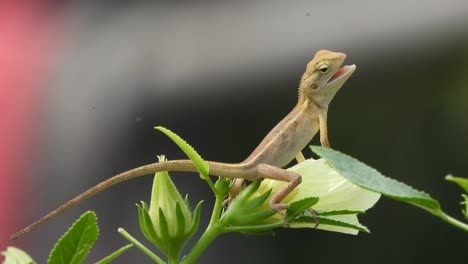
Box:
left=273, top=209, right=290, bottom=227
left=271, top=204, right=320, bottom=228
left=307, top=208, right=319, bottom=228
left=222, top=196, right=233, bottom=209
left=270, top=203, right=290, bottom=227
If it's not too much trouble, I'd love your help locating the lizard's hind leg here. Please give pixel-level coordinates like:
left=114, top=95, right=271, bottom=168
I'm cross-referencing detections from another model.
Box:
left=223, top=178, right=245, bottom=208
left=254, top=164, right=305, bottom=226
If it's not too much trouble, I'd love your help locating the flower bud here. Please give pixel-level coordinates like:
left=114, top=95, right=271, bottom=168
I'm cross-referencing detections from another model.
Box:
left=137, top=156, right=202, bottom=256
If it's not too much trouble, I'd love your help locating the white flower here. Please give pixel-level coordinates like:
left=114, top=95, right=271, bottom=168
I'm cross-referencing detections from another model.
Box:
left=254, top=158, right=381, bottom=235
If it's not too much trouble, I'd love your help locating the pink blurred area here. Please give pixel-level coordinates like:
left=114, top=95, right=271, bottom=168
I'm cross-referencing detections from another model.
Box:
left=0, top=1, right=60, bottom=251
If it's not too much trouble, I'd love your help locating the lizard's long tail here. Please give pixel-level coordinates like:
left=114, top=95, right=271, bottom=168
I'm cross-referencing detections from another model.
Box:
left=11, top=160, right=247, bottom=240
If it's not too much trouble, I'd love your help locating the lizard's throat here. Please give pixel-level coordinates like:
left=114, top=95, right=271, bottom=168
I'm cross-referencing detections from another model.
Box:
left=297, top=93, right=323, bottom=111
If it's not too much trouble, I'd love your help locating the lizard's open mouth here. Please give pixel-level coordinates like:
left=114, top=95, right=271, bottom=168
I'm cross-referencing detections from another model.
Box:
left=327, top=65, right=356, bottom=84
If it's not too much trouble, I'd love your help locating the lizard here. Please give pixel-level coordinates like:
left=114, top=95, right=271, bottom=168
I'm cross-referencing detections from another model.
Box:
left=11, top=50, right=356, bottom=239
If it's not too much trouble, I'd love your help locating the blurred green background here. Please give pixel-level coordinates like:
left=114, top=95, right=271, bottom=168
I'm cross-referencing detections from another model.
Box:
left=10, top=1, right=468, bottom=263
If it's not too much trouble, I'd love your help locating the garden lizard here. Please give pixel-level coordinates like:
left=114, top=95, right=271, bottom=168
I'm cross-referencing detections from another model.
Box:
left=12, top=50, right=356, bottom=239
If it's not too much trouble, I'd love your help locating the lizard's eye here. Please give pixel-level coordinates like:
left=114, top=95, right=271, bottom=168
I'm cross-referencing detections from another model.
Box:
left=318, top=64, right=330, bottom=73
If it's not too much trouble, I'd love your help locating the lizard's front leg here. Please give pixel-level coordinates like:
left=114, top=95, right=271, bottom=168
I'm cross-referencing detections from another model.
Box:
left=318, top=111, right=330, bottom=148
left=295, top=152, right=306, bottom=163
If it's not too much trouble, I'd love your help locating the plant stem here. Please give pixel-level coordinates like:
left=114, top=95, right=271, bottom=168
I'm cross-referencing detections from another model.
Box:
left=167, top=254, right=179, bottom=264
left=166, top=246, right=180, bottom=264
left=118, top=228, right=166, bottom=264
left=224, top=222, right=283, bottom=233
left=95, top=244, right=133, bottom=264
left=182, top=194, right=226, bottom=264
left=209, top=194, right=224, bottom=228
left=438, top=211, right=468, bottom=232
left=204, top=175, right=219, bottom=196
left=181, top=222, right=223, bottom=264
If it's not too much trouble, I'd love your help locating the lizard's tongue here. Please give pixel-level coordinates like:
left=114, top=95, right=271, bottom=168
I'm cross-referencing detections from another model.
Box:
left=328, top=65, right=352, bottom=83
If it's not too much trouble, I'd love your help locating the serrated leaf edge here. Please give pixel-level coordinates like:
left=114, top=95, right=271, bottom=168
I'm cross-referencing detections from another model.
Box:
left=155, top=126, right=209, bottom=177
left=47, top=211, right=99, bottom=264
left=311, top=146, right=440, bottom=210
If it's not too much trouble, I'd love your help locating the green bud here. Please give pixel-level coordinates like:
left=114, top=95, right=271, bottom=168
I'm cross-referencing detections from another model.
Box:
left=222, top=180, right=276, bottom=226
left=214, top=177, right=232, bottom=197
left=137, top=156, right=202, bottom=257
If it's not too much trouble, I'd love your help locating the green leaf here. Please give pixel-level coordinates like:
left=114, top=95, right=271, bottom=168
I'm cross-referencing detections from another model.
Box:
left=48, top=211, right=99, bottom=264
left=241, top=210, right=277, bottom=225
left=243, top=188, right=272, bottom=211
left=286, top=197, right=320, bottom=219
left=184, top=194, right=191, bottom=209
left=234, top=180, right=262, bottom=202
left=175, top=202, right=186, bottom=237
left=158, top=207, right=171, bottom=244
left=311, top=146, right=440, bottom=212
left=446, top=175, right=468, bottom=193
left=445, top=175, right=468, bottom=220
left=311, top=146, right=468, bottom=232
left=1, top=247, right=36, bottom=264
left=462, top=194, right=468, bottom=220
left=136, top=202, right=161, bottom=246
left=317, top=216, right=369, bottom=233
left=318, top=210, right=364, bottom=216
left=292, top=215, right=370, bottom=233
left=187, top=201, right=204, bottom=237
left=95, top=244, right=133, bottom=264
left=155, top=126, right=209, bottom=178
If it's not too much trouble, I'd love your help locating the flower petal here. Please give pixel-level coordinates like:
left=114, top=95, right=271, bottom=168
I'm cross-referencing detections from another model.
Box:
left=251, top=158, right=381, bottom=234
left=289, top=159, right=380, bottom=211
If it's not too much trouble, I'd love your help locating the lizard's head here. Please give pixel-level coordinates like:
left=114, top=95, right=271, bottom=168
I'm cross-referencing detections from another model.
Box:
left=299, top=50, right=356, bottom=108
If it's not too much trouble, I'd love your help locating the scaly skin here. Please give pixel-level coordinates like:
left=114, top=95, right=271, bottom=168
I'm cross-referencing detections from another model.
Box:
left=11, top=50, right=356, bottom=239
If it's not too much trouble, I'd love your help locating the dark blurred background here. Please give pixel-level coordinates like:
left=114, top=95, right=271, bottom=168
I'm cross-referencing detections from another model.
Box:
left=2, top=1, right=468, bottom=263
